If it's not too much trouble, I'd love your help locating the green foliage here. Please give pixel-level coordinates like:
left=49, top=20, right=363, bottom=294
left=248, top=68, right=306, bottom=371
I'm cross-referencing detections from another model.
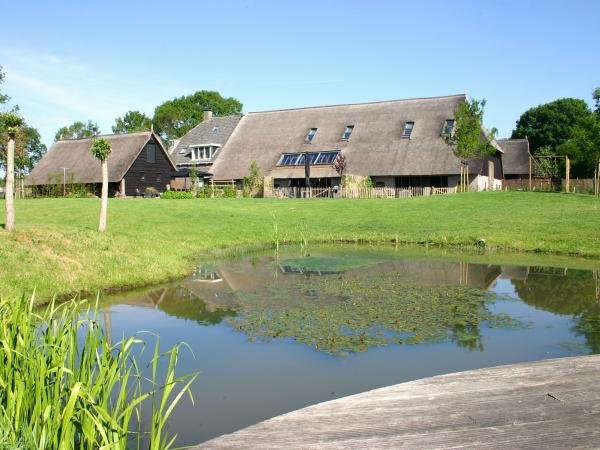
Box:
left=0, top=111, right=24, bottom=137
left=558, top=112, right=600, bottom=177
left=90, top=138, right=112, bottom=161
left=112, top=110, right=152, bottom=134
left=243, top=161, right=263, bottom=197
left=55, top=120, right=99, bottom=142
left=445, top=99, right=497, bottom=162
left=0, top=65, right=9, bottom=105
left=363, top=176, right=373, bottom=188
left=593, top=87, right=600, bottom=114
left=0, top=295, right=197, bottom=449
left=511, top=98, right=592, bottom=152
left=222, top=185, right=237, bottom=198
left=162, top=190, right=195, bottom=199
left=153, top=91, right=242, bottom=141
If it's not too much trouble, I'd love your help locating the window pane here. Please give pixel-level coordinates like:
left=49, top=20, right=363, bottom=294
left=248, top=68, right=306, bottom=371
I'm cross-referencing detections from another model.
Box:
left=146, top=145, right=156, bottom=163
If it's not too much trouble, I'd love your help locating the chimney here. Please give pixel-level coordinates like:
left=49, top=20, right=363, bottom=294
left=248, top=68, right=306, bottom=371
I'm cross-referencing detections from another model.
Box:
left=203, top=110, right=213, bottom=121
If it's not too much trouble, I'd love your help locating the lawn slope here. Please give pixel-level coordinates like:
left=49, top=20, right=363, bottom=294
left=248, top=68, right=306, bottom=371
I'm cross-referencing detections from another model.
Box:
left=1, top=191, right=599, bottom=299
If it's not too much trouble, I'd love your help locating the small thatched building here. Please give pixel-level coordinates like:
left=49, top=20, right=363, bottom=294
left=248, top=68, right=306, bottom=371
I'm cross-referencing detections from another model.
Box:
left=497, top=138, right=531, bottom=179
left=26, top=131, right=176, bottom=196
left=210, top=94, right=505, bottom=190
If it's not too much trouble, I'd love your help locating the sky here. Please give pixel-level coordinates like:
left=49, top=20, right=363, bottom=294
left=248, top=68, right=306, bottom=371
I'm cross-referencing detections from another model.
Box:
left=1, top=0, right=599, bottom=148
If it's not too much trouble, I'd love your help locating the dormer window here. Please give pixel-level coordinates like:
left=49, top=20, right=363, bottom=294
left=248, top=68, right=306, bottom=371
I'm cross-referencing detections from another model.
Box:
left=190, top=145, right=219, bottom=161
left=442, top=119, right=455, bottom=136
left=402, top=121, right=414, bottom=138
left=341, top=125, right=354, bottom=140
left=305, top=128, right=317, bottom=144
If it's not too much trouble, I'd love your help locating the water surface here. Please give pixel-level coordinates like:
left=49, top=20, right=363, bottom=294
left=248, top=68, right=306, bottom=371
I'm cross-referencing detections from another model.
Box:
left=99, top=246, right=600, bottom=446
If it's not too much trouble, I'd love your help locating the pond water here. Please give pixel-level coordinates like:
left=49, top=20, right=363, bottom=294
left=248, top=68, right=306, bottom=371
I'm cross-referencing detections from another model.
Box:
left=99, top=246, right=600, bottom=446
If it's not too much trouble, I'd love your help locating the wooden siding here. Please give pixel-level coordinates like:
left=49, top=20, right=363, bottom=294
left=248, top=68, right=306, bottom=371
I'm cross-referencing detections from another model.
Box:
left=123, top=137, right=173, bottom=196
left=482, top=154, right=503, bottom=179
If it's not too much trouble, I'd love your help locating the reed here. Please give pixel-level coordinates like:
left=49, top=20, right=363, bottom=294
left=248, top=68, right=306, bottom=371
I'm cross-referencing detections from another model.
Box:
left=0, top=295, right=197, bottom=449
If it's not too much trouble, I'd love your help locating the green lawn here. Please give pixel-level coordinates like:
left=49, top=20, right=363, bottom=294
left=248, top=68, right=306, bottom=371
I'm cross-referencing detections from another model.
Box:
left=1, top=191, right=600, bottom=299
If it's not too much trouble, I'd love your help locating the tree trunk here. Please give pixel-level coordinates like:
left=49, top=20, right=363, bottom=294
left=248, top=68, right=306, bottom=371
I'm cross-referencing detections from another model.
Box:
left=5, top=137, right=15, bottom=231
left=99, top=159, right=108, bottom=232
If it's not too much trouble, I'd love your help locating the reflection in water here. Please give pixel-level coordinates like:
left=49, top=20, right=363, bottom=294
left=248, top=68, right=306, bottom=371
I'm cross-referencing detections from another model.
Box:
left=513, top=268, right=600, bottom=353
left=97, top=249, right=600, bottom=446
left=103, top=252, right=600, bottom=356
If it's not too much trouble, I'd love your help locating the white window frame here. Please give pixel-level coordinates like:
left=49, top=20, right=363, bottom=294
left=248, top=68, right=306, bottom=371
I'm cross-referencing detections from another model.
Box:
left=402, top=121, right=414, bottom=138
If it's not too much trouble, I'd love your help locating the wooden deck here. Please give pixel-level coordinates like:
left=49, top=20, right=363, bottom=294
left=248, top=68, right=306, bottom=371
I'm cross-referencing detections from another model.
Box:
left=196, top=355, right=600, bottom=449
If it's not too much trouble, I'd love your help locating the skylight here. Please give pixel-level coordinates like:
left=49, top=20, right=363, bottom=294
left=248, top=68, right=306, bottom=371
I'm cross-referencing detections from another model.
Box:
left=305, top=128, right=317, bottom=144
left=341, top=125, right=354, bottom=140
left=442, top=119, right=455, bottom=136
left=277, top=151, right=339, bottom=166
left=402, top=121, right=414, bottom=138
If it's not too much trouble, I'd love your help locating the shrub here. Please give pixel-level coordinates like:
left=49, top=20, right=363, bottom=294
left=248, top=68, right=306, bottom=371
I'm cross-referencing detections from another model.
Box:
left=222, top=186, right=237, bottom=198
left=162, top=190, right=195, bottom=199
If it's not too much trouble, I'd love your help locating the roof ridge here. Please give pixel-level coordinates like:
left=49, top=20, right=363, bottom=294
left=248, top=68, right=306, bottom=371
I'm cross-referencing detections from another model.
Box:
left=247, top=94, right=466, bottom=115
left=57, top=130, right=151, bottom=143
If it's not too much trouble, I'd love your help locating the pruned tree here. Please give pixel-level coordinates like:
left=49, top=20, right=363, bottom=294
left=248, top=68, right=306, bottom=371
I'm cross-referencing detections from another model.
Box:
left=242, top=161, right=263, bottom=197
left=189, top=164, right=199, bottom=196
left=333, top=153, right=347, bottom=177
left=90, top=139, right=112, bottom=232
left=445, top=98, right=497, bottom=192
left=1, top=111, right=24, bottom=231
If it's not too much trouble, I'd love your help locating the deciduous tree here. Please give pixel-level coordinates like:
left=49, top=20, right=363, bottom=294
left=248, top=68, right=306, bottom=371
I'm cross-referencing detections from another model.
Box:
left=90, top=138, right=112, bottom=232
left=55, top=120, right=99, bottom=141
left=511, top=98, right=592, bottom=152
left=112, top=110, right=152, bottom=134
left=153, top=91, right=242, bottom=141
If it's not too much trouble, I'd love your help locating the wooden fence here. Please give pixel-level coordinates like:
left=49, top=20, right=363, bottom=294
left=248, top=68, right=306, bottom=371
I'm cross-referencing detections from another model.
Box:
left=504, top=178, right=595, bottom=194
left=265, top=186, right=457, bottom=199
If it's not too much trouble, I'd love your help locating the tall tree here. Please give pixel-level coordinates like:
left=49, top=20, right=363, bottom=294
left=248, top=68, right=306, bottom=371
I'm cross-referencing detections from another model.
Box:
left=112, top=110, right=152, bottom=134
left=558, top=113, right=600, bottom=177
left=55, top=120, right=99, bottom=141
left=593, top=87, right=600, bottom=114
left=511, top=98, right=592, bottom=152
left=153, top=90, right=242, bottom=141
left=1, top=111, right=24, bottom=231
left=90, top=138, right=111, bottom=232
left=445, top=99, right=497, bottom=191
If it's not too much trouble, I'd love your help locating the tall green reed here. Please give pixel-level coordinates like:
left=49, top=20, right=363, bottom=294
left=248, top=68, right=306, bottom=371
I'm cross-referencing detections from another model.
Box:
left=0, top=295, right=197, bottom=449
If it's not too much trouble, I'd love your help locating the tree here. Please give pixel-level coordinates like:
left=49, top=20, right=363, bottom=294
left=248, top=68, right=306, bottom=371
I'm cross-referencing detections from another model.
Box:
left=242, top=161, right=263, bottom=197
left=153, top=91, right=243, bottom=141
left=593, top=87, right=600, bottom=114
left=0, top=65, right=9, bottom=106
left=90, top=139, right=111, bottom=232
left=333, top=153, right=347, bottom=177
left=1, top=111, right=24, bottom=231
left=445, top=98, right=497, bottom=191
left=189, top=164, right=199, bottom=196
left=55, top=120, right=99, bottom=141
left=112, top=110, right=152, bottom=134
left=558, top=113, right=600, bottom=177
left=511, top=98, right=592, bottom=152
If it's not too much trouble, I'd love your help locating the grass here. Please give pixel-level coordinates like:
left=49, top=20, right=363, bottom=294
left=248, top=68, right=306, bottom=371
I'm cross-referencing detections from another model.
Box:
left=0, top=295, right=196, bottom=449
left=1, top=191, right=600, bottom=300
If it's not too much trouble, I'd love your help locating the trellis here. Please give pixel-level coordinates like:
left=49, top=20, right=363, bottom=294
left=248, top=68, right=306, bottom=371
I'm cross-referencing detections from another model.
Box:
left=528, top=155, right=570, bottom=192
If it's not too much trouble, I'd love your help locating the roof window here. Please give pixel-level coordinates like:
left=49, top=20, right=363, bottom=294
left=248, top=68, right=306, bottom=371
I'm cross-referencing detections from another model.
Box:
left=442, top=119, right=455, bottom=136
left=305, top=128, right=317, bottom=144
left=341, top=125, right=354, bottom=140
left=402, top=121, right=414, bottom=138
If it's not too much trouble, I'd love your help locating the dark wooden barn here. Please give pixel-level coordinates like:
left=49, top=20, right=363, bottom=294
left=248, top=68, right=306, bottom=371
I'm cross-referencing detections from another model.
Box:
left=27, top=131, right=176, bottom=197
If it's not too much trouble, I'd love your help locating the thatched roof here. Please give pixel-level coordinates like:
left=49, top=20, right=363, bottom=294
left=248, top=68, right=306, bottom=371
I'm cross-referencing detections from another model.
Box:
left=497, top=139, right=530, bottom=176
left=170, top=115, right=241, bottom=166
left=26, top=132, right=175, bottom=185
left=211, top=94, right=499, bottom=180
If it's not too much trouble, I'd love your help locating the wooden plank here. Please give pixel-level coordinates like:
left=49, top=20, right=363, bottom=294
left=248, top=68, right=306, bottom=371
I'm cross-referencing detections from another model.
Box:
left=195, top=355, right=600, bottom=449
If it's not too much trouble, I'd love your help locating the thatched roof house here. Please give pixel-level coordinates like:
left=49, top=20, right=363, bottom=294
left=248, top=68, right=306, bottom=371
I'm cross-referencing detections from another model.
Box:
left=497, top=138, right=530, bottom=179
left=210, top=94, right=505, bottom=189
left=27, top=131, right=176, bottom=196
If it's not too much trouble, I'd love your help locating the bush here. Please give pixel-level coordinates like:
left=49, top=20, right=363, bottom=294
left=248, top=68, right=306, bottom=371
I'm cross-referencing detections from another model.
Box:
left=162, top=190, right=195, bottom=199
left=222, top=186, right=237, bottom=198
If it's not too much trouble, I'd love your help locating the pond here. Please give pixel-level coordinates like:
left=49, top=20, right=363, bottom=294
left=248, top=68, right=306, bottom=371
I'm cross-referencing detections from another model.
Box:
left=99, top=245, right=600, bottom=446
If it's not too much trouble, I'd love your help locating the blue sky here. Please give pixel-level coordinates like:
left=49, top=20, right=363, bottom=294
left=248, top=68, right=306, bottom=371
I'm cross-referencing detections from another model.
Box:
left=1, top=0, right=599, bottom=147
